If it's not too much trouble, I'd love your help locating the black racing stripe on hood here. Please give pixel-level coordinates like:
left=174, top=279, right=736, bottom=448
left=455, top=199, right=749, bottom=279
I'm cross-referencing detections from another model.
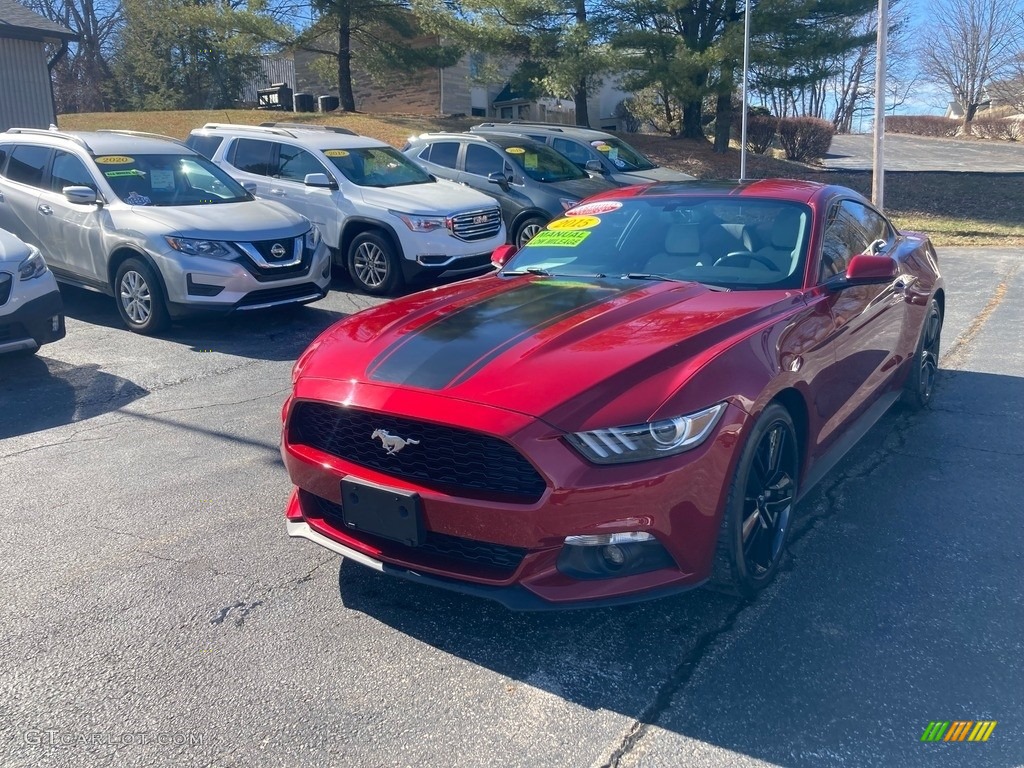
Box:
left=367, top=279, right=645, bottom=390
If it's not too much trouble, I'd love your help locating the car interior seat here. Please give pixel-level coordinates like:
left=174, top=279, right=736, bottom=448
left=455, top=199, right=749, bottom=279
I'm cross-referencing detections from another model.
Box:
left=643, top=222, right=705, bottom=275
left=754, top=208, right=804, bottom=274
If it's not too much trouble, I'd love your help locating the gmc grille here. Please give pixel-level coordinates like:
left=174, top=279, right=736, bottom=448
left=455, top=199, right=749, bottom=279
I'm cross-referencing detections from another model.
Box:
left=289, top=402, right=547, bottom=503
left=449, top=208, right=502, bottom=242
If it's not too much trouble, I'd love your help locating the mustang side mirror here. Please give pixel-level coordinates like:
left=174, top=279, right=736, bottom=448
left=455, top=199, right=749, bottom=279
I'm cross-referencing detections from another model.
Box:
left=491, top=244, right=518, bottom=268
left=304, top=173, right=336, bottom=189
left=828, top=254, right=898, bottom=290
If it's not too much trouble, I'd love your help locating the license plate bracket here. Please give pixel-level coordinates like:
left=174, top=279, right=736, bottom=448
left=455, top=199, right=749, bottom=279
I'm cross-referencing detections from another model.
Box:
left=340, top=479, right=424, bottom=547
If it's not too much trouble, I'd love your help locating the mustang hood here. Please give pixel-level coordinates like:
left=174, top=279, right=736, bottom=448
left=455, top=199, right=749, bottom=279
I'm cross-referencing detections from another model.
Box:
left=300, top=276, right=800, bottom=430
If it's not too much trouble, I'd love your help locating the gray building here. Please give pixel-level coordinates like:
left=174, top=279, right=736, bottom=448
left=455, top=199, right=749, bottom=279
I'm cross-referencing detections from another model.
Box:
left=0, top=0, right=76, bottom=132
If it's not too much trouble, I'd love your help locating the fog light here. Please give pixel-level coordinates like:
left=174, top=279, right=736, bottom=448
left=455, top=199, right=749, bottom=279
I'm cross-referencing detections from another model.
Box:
left=601, top=544, right=625, bottom=567
left=557, top=531, right=675, bottom=580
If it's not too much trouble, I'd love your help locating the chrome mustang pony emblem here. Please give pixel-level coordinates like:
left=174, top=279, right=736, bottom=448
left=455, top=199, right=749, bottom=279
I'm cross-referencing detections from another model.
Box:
left=371, top=429, right=420, bottom=455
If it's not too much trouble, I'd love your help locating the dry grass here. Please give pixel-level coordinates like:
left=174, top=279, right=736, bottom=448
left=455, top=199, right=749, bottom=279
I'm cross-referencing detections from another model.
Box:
left=59, top=109, right=1024, bottom=247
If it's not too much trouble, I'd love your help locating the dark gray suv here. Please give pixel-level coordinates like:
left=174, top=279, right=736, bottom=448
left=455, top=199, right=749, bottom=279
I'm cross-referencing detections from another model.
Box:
left=404, top=132, right=616, bottom=247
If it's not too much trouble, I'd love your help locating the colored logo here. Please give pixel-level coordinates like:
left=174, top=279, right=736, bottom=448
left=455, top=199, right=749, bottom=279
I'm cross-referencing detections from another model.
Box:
left=525, top=230, right=590, bottom=248
left=921, top=721, right=997, bottom=742
left=547, top=216, right=600, bottom=231
left=566, top=201, right=622, bottom=216
left=95, top=155, right=134, bottom=164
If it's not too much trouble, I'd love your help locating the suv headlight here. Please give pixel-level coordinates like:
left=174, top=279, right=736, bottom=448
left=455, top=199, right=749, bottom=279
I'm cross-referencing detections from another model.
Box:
left=565, top=403, right=727, bottom=464
left=390, top=210, right=447, bottom=233
left=164, top=237, right=234, bottom=258
left=304, top=226, right=322, bottom=251
left=559, top=198, right=580, bottom=211
left=18, top=246, right=48, bottom=280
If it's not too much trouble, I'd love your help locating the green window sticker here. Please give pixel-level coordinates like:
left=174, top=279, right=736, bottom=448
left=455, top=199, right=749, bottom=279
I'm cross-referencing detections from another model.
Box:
left=525, top=230, right=591, bottom=248
left=104, top=169, right=144, bottom=178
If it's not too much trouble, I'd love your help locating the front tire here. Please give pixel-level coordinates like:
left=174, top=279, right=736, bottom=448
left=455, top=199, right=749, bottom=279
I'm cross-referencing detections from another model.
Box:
left=710, top=403, right=799, bottom=598
left=903, top=298, right=942, bottom=409
left=347, top=232, right=403, bottom=296
left=515, top=217, right=547, bottom=248
left=114, top=258, right=169, bottom=335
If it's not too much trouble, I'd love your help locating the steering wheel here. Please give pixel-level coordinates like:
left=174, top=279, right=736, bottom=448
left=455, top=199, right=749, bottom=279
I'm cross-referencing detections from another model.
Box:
left=713, top=251, right=781, bottom=272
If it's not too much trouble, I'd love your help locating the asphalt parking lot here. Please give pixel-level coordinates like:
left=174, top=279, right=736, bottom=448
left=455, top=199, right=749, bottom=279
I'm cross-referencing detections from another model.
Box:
left=2, top=250, right=1022, bottom=768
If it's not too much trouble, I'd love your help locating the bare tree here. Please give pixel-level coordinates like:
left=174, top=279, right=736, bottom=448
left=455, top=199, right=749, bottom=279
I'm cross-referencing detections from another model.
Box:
left=919, top=0, right=1023, bottom=129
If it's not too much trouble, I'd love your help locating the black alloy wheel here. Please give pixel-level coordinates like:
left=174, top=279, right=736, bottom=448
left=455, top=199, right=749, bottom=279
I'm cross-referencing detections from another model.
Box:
left=903, top=298, right=942, bottom=409
left=711, top=403, right=799, bottom=598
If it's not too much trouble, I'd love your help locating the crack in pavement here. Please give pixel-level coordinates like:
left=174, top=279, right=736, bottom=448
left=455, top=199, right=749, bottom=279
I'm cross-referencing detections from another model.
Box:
left=207, top=556, right=334, bottom=629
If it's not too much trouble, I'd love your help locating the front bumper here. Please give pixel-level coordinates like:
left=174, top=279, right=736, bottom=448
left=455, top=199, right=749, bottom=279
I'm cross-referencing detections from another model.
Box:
left=400, top=251, right=498, bottom=284
left=281, top=381, right=749, bottom=609
left=0, top=286, right=65, bottom=354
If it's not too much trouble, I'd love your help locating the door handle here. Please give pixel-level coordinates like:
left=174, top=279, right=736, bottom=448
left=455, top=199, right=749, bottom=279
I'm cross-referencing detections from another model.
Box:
left=269, top=188, right=286, bottom=196
left=38, top=204, right=53, bottom=215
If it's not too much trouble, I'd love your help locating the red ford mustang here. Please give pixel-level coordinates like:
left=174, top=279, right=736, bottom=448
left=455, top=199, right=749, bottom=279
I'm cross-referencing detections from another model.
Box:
left=281, top=179, right=943, bottom=609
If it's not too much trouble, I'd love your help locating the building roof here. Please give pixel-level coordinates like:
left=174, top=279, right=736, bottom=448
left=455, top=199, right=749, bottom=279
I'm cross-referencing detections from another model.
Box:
left=0, top=0, right=76, bottom=42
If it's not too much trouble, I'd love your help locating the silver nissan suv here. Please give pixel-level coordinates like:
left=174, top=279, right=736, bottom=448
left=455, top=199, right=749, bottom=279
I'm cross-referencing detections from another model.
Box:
left=0, top=128, right=331, bottom=334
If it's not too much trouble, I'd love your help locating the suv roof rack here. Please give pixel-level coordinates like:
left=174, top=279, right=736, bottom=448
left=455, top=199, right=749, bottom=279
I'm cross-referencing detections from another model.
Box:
left=95, top=129, right=189, bottom=149
left=474, top=121, right=595, bottom=132
left=259, top=122, right=357, bottom=136
left=5, top=126, right=92, bottom=150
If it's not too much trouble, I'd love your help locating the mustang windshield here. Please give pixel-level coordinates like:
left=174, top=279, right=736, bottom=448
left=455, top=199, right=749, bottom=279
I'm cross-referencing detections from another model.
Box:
left=326, top=147, right=432, bottom=187
left=503, top=196, right=813, bottom=290
left=98, top=154, right=252, bottom=206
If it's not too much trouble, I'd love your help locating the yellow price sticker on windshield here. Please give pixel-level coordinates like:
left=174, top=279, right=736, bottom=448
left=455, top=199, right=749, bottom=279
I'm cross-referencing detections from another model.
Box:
left=547, top=216, right=600, bottom=231
left=525, top=230, right=590, bottom=247
left=95, top=155, right=134, bottom=164
left=506, top=147, right=526, bottom=154
left=324, top=149, right=349, bottom=157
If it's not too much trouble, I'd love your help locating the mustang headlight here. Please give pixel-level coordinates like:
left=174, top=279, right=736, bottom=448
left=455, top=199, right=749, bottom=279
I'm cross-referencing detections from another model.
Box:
left=391, top=210, right=446, bottom=233
left=304, top=225, right=322, bottom=251
left=165, top=237, right=234, bottom=258
left=565, top=402, right=727, bottom=464
left=18, top=246, right=48, bottom=280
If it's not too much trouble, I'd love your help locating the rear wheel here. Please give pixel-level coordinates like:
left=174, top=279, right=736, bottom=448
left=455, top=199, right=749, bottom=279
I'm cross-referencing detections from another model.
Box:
left=515, top=217, right=547, bottom=248
left=710, top=403, right=799, bottom=598
left=114, top=258, right=169, bottom=335
left=347, top=232, right=403, bottom=295
left=903, top=298, right=942, bottom=409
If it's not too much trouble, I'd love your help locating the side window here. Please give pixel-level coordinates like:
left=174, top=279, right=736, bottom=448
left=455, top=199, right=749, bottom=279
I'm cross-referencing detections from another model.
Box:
left=552, top=137, right=591, bottom=167
left=0, top=144, right=10, bottom=175
left=820, top=201, right=870, bottom=281
left=6, top=145, right=51, bottom=188
left=842, top=199, right=894, bottom=247
left=274, top=144, right=328, bottom=182
left=185, top=134, right=224, bottom=160
left=425, top=142, right=459, bottom=169
left=229, top=139, right=274, bottom=176
left=464, top=144, right=504, bottom=177
left=50, top=151, right=95, bottom=192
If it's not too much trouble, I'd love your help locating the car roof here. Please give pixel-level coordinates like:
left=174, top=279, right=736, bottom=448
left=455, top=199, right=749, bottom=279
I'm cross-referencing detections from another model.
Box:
left=472, top=122, right=616, bottom=142
left=411, top=131, right=550, bottom=151
left=585, top=178, right=838, bottom=204
left=2, top=128, right=192, bottom=155
left=194, top=123, right=388, bottom=150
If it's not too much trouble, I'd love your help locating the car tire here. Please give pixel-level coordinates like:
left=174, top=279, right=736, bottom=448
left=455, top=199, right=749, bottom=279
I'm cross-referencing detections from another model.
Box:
left=710, top=403, right=799, bottom=598
left=114, top=258, right=170, bottom=335
left=347, top=232, right=403, bottom=296
left=515, top=217, right=548, bottom=248
left=902, top=298, right=942, bottom=410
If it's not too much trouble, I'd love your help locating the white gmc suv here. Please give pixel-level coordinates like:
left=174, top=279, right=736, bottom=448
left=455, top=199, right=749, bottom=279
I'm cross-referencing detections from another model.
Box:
left=186, top=123, right=506, bottom=295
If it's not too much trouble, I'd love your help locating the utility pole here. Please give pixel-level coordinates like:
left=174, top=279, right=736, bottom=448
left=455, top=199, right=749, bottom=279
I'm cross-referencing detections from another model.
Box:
left=739, top=0, right=752, bottom=181
left=871, top=0, right=887, bottom=208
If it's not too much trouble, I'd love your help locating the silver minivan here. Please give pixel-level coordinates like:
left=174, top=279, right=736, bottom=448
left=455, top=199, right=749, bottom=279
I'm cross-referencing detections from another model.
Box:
left=0, top=128, right=331, bottom=334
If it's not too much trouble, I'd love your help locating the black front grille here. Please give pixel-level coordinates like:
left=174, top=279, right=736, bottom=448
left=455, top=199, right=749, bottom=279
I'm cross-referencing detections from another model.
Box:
left=0, top=322, right=27, bottom=341
left=305, top=492, right=528, bottom=576
left=0, top=273, right=11, bottom=307
left=236, top=283, right=324, bottom=308
left=290, top=402, right=547, bottom=503
left=450, top=208, right=502, bottom=242
left=250, top=236, right=302, bottom=263
left=235, top=237, right=312, bottom=282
